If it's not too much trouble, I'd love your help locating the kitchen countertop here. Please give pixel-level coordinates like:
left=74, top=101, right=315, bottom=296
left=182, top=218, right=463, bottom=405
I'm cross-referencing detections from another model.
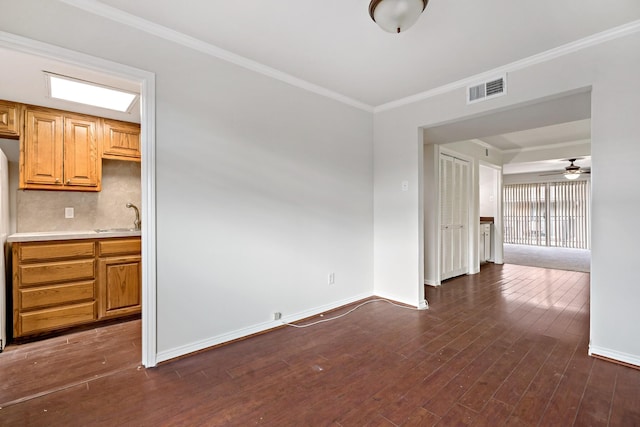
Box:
left=7, top=229, right=142, bottom=243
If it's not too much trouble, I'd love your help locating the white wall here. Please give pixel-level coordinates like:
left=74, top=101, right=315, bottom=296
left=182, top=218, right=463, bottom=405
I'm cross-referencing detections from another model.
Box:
left=374, top=31, right=640, bottom=366
left=0, top=138, right=19, bottom=234
left=4, top=1, right=640, bottom=368
left=479, top=165, right=497, bottom=218
left=0, top=1, right=373, bottom=360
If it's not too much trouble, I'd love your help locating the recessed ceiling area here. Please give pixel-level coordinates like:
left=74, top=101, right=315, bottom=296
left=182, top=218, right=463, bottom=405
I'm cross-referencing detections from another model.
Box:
left=480, top=119, right=591, bottom=152
left=424, top=90, right=591, bottom=174
left=502, top=155, right=591, bottom=175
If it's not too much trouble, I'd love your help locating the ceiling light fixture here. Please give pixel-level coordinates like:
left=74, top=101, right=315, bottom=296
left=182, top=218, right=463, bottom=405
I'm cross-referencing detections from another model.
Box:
left=564, top=171, right=581, bottom=180
left=369, top=0, right=428, bottom=34
left=45, top=72, right=138, bottom=113
left=563, top=159, right=583, bottom=180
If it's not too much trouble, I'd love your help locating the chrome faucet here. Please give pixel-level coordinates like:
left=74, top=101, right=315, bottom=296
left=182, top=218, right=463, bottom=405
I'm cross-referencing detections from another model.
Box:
left=126, top=203, right=141, bottom=231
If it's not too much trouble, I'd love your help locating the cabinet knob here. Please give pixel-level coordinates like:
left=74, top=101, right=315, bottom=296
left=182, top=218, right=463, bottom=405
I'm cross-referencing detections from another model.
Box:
left=55, top=178, right=60, bottom=183
left=67, top=179, right=71, bottom=184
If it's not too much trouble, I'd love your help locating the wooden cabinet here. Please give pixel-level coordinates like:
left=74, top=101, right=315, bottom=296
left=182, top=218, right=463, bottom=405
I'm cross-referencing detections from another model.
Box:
left=12, top=240, right=97, bottom=337
left=64, top=115, right=101, bottom=187
left=20, top=107, right=101, bottom=191
left=102, top=119, right=141, bottom=161
left=22, top=109, right=64, bottom=186
left=12, top=237, right=141, bottom=338
left=0, top=100, right=20, bottom=138
left=4, top=99, right=141, bottom=191
left=98, top=239, right=141, bottom=319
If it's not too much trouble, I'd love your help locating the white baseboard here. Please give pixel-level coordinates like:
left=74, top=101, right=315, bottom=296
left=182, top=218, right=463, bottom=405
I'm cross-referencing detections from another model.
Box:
left=424, top=279, right=441, bottom=287
left=589, top=344, right=640, bottom=368
left=156, top=292, right=373, bottom=364
left=372, top=289, right=425, bottom=308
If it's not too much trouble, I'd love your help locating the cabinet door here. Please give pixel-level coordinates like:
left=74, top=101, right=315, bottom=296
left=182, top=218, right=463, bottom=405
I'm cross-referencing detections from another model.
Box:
left=102, top=119, right=141, bottom=161
left=22, top=109, right=64, bottom=186
left=0, top=100, right=19, bottom=137
left=64, top=114, right=100, bottom=188
left=98, top=255, right=141, bottom=319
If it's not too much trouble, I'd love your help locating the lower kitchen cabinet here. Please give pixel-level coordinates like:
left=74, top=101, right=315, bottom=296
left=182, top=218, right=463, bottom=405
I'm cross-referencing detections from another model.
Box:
left=98, top=238, right=141, bottom=319
left=12, top=237, right=141, bottom=338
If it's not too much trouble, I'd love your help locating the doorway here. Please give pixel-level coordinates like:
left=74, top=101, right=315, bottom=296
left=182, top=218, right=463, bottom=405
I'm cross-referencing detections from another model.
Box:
left=422, top=89, right=592, bottom=288
left=0, top=34, right=156, bottom=368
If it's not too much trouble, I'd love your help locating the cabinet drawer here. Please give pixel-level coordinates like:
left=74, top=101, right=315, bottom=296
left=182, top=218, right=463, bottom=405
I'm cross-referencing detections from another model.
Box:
left=98, top=239, right=141, bottom=256
left=20, top=259, right=95, bottom=286
left=19, top=302, right=96, bottom=335
left=19, top=241, right=96, bottom=261
left=20, top=281, right=95, bottom=310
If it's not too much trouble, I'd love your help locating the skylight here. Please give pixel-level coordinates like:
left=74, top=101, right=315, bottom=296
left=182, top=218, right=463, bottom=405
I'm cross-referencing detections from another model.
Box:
left=45, top=72, right=138, bottom=113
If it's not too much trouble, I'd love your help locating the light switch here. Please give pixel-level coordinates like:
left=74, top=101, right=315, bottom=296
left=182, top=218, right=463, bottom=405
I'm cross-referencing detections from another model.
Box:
left=65, top=207, right=74, bottom=219
left=401, top=180, right=409, bottom=192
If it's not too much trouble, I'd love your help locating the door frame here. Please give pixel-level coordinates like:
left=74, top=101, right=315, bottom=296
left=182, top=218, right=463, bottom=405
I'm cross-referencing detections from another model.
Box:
left=478, top=161, right=504, bottom=265
left=436, top=146, right=475, bottom=284
left=0, top=31, right=158, bottom=367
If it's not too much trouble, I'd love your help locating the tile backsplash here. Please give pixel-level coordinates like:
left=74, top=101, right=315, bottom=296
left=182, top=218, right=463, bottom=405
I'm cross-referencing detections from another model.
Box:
left=17, top=160, right=141, bottom=232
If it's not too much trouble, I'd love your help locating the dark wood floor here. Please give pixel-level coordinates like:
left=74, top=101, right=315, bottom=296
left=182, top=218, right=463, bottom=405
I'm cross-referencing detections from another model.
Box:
left=1, top=263, right=639, bottom=426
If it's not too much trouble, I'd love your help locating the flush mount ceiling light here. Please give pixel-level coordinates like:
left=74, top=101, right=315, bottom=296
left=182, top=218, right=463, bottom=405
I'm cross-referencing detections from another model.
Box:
left=369, top=0, right=429, bottom=33
left=45, top=72, right=138, bottom=113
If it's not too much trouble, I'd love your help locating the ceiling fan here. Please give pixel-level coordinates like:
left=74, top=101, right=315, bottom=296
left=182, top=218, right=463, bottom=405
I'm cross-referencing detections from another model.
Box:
left=540, top=158, right=591, bottom=180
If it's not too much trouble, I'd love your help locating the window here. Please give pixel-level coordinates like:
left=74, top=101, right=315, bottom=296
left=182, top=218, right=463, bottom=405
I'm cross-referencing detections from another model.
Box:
left=503, top=181, right=590, bottom=249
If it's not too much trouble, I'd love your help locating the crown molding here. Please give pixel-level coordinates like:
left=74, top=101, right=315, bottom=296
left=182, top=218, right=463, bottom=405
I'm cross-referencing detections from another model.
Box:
left=58, top=0, right=374, bottom=113
left=56, top=1, right=640, bottom=115
left=374, top=19, right=640, bottom=113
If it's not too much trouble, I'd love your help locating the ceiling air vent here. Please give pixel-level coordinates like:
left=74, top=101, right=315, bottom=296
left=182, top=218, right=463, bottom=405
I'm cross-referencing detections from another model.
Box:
left=467, top=74, right=507, bottom=104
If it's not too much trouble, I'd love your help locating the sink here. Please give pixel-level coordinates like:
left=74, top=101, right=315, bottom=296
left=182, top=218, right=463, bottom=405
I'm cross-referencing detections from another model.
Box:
left=94, top=228, right=138, bottom=233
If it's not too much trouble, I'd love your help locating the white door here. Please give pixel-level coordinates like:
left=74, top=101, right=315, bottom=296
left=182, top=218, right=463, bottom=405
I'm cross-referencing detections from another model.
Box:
left=440, top=154, right=470, bottom=281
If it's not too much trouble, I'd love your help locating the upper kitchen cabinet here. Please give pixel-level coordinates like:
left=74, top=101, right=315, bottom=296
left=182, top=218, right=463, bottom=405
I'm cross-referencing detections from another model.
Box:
left=0, top=100, right=20, bottom=138
left=102, top=119, right=141, bottom=162
left=20, top=107, right=101, bottom=191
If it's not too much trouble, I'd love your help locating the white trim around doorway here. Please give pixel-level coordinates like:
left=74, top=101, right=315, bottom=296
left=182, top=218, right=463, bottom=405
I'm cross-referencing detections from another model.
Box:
left=0, top=31, right=158, bottom=367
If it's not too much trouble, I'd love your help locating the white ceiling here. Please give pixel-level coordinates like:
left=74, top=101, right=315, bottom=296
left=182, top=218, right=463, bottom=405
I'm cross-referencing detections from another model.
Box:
left=487, top=119, right=592, bottom=174
left=83, top=0, right=640, bottom=107
left=502, top=156, right=591, bottom=175
left=479, top=120, right=591, bottom=152
left=4, top=0, right=634, bottom=171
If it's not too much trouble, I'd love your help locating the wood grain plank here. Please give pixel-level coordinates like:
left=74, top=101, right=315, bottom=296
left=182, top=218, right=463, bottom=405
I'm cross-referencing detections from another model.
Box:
left=4, top=264, right=639, bottom=427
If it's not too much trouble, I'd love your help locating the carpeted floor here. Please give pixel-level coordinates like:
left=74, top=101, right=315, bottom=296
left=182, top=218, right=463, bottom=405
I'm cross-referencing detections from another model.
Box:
left=503, top=243, right=591, bottom=272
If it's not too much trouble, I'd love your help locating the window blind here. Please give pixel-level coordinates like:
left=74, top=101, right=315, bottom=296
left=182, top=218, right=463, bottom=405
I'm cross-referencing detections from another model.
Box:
left=503, top=180, right=590, bottom=249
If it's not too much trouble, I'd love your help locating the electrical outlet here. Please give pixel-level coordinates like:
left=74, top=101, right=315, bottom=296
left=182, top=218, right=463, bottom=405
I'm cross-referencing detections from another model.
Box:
left=273, top=312, right=282, bottom=320
left=401, top=180, right=409, bottom=192
left=328, top=272, right=335, bottom=285
left=65, top=207, right=74, bottom=219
